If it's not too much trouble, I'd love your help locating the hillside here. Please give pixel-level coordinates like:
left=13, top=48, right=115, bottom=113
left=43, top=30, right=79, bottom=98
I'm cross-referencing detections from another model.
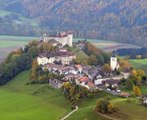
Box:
left=129, top=59, right=147, bottom=74
left=0, top=70, right=71, bottom=120
left=0, top=0, right=147, bottom=46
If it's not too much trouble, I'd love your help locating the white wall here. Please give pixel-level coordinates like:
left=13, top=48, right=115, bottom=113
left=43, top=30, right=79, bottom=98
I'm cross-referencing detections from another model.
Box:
left=110, top=57, right=117, bottom=71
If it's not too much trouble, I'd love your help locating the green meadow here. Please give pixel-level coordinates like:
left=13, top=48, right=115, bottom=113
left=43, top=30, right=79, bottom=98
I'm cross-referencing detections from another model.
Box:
left=68, top=97, right=147, bottom=120
left=0, top=71, right=71, bottom=120
left=107, top=98, right=147, bottom=120
left=129, top=59, right=147, bottom=74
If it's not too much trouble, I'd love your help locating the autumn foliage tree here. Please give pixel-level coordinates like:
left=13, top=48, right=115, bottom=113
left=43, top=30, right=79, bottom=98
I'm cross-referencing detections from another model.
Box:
left=95, top=98, right=118, bottom=114
left=133, top=86, right=141, bottom=96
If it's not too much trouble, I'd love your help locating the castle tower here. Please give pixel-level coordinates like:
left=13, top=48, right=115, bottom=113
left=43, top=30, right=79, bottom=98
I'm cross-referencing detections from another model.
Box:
left=110, top=51, right=119, bottom=71
left=42, top=34, right=48, bottom=42
left=67, top=33, right=73, bottom=47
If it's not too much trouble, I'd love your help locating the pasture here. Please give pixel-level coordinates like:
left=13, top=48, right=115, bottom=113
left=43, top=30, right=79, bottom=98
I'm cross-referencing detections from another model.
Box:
left=129, top=59, right=147, bottom=74
left=108, top=98, right=147, bottom=120
left=67, top=92, right=109, bottom=120
left=0, top=71, right=71, bottom=120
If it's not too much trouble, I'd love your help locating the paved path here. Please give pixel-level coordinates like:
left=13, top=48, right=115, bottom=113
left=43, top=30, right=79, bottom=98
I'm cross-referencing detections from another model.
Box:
left=60, top=106, right=78, bottom=120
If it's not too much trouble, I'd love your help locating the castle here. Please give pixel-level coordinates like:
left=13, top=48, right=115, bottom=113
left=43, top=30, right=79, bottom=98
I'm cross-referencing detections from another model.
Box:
left=42, top=32, right=73, bottom=47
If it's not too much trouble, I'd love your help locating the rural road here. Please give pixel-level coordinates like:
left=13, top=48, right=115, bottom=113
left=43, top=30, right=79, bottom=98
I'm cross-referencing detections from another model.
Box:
left=60, top=106, right=78, bottom=120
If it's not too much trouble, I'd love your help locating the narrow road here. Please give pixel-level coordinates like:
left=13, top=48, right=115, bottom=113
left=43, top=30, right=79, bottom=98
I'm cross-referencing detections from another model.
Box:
left=60, top=106, right=78, bottom=120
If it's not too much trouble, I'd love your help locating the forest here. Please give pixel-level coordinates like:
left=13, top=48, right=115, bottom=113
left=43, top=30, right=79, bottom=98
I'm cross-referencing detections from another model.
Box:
left=0, top=0, right=146, bottom=46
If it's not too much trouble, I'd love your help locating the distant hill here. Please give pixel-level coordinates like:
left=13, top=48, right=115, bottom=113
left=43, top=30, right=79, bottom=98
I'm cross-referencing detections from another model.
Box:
left=0, top=0, right=146, bottom=46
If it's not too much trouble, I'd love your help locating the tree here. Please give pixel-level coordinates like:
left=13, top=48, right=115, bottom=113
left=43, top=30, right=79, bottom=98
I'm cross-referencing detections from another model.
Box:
left=133, top=86, right=141, bottom=96
left=103, top=64, right=111, bottom=73
left=88, top=55, right=98, bottom=65
left=126, top=79, right=134, bottom=90
left=95, top=98, right=117, bottom=114
left=107, top=103, right=117, bottom=113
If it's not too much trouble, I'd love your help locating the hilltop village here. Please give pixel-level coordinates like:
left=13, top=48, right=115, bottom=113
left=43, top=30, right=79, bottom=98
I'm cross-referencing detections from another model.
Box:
left=0, top=32, right=146, bottom=119
left=31, top=32, right=130, bottom=95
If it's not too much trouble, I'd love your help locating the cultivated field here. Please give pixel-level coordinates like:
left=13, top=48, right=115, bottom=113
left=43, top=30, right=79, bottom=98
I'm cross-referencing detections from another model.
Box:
left=0, top=35, right=38, bottom=62
left=129, top=59, right=147, bottom=74
left=74, top=38, right=140, bottom=51
left=0, top=71, right=71, bottom=120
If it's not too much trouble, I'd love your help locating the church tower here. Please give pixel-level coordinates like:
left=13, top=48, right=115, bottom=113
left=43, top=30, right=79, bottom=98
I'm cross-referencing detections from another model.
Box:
left=110, top=51, right=119, bottom=71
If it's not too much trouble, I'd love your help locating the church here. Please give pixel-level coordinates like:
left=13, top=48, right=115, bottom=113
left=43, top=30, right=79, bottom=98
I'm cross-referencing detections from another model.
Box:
left=110, top=51, right=120, bottom=71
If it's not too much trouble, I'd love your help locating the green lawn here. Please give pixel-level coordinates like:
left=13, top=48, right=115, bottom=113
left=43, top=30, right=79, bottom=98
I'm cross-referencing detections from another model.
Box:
left=0, top=71, right=71, bottom=120
left=129, top=59, right=147, bottom=74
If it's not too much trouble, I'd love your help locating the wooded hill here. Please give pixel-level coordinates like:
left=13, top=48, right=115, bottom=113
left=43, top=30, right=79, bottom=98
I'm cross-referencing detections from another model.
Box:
left=0, top=0, right=146, bottom=46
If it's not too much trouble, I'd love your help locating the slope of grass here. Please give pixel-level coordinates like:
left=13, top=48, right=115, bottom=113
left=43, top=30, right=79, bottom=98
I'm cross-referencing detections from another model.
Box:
left=67, top=92, right=109, bottom=120
left=129, top=59, right=147, bottom=74
left=0, top=71, right=71, bottom=120
left=107, top=99, right=147, bottom=120
left=141, top=86, right=147, bottom=95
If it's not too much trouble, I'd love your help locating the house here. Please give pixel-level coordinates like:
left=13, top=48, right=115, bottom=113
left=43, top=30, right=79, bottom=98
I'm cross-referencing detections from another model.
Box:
left=78, top=76, right=90, bottom=85
left=94, top=78, right=104, bottom=86
left=49, top=79, right=63, bottom=89
left=42, top=32, right=73, bottom=47
left=103, top=79, right=120, bottom=89
left=54, top=49, right=76, bottom=65
left=75, top=64, right=83, bottom=73
left=87, top=81, right=96, bottom=90
left=120, top=92, right=130, bottom=98
left=141, top=96, right=147, bottom=104
left=37, top=49, right=76, bottom=65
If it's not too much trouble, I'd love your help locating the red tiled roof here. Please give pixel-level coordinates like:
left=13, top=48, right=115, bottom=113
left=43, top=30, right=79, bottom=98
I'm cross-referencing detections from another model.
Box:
left=79, top=77, right=89, bottom=83
left=75, top=64, right=82, bottom=69
left=87, top=82, right=96, bottom=88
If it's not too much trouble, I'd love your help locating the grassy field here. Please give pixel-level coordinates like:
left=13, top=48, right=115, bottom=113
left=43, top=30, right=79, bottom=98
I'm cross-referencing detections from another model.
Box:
left=68, top=97, right=147, bottom=120
left=67, top=92, right=109, bottom=120
left=129, top=59, right=147, bottom=74
left=141, top=86, right=147, bottom=95
left=108, top=98, right=147, bottom=120
left=0, top=71, right=71, bottom=120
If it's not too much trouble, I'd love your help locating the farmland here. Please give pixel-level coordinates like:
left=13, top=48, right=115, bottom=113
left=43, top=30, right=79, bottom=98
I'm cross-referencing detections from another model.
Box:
left=0, top=35, right=38, bottom=62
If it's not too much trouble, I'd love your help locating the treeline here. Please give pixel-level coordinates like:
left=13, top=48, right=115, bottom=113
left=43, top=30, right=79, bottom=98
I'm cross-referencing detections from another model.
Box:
left=117, top=48, right=147, bottom=59
left=0, top=0, right=146, bottom=46
left=0, top=41, right=54, bottom=85
left=83, top=42, right=110, bottom=65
